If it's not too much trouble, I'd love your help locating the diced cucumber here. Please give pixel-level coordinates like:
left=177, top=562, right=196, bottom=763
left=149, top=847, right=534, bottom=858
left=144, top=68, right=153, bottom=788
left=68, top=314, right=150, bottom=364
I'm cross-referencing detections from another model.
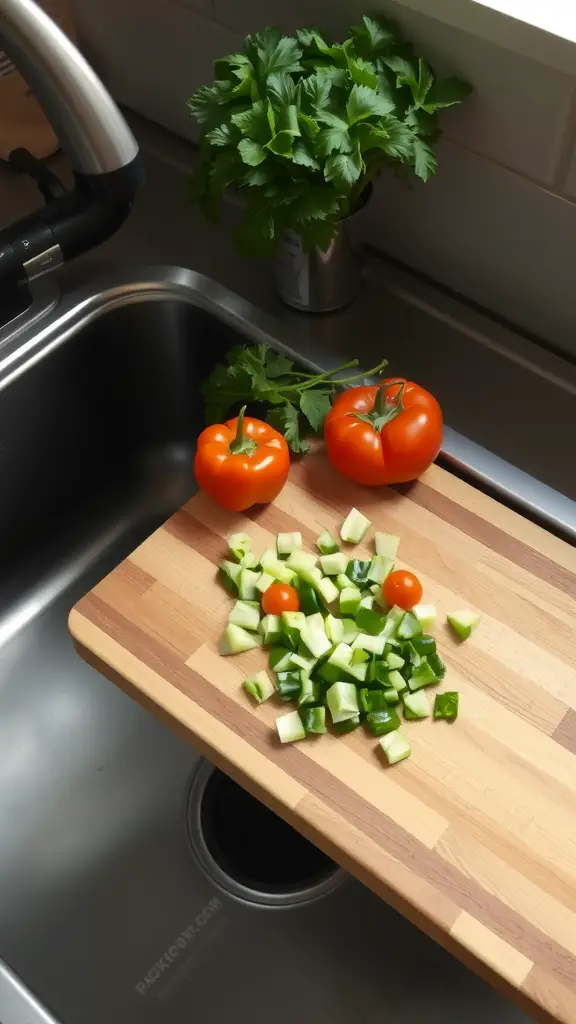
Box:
left=300, top=706, right=327, bottom=734
left=256, top=571, right=275, bottom=594
left=366, top=707, right=400, bottom=736
left=316, top=530, right=340, bottom=555
left=259, top=613, right=283, bottom=645
left=352, top=633, right=386, bottom=656
left=277, top=532, right=302, bottom=557
left=243, top=670, right=275, bottom=704
left=220, top=623, right=261, bottom=656
left=396, top=611, right=422, bottom=640
left=381, top=605, right=405, bottom=638
left=385, top=651, right=405, bottom=670
left=260, top=548, right=296, bottom=584
left=326, top=681, right=359, bottom=723
left=340, top=507, right=371, bottom=544
left=413, top=603, right=436, bottom=632
left=297, top=581, right=320, bottom=615
left=229, top=600, right=261, bottom=631
left=370, top=583, right=388, bottom=611
left=276, top=671, right=302, bottom=701
left=317, top=576, right=339, bottom=607
left=379, top=730, right=411, bottom=765
left=447, top=608, right=482, bottom=640
left=359, top=688, right=389, bottom=713
left=290, top=650, right=317, bottom=673
left=340, top=587, right=362, bottom=616
left=383, top=687, right=400, bottom=705
left=374, top=532, right=400, bottom=561
left=346, top=559, right=371, bottom=585
left=427, top=652, right=447, bottom=680
left=407, top=658, right=438, bottom=691
left=298, top=674, right=321, bottom=707
left=359, top=595, right=374, bottom=611
left=305, top=612, right=326, bottom=632
left=268, top=646, right=294, bottom=672
left=281, top=611, right=306, bottom=649
left=325, top=614, right=344, bottom=645
left=238, top=568, right=262, bottom=600
left=411, top=634, right=436, bottom=657
left=335, top=573, right=351, bottom=591
left=316, top=661, right=341, bottom=685
left=351, top=648, right=370, bottom=665
left=286, top=549, right=318, bottom=575
left=276, top=710, right=306, bottom=743
left=320, top=552, right=349, bottom=576
left=228, top=532, right=251, bottom=561
left=403, top=641, right=422, bottom=669
left=240, top=552, right=259, bottom=569
left=367, top=555, right=394, bottom=585
left=327, top=642, right=353, bottom=670
left=355, top=607, right=385, bottom=635
left=387, top=669, right=407, bottom=693
left=219, top=559, right=243, bottom=594
left=403, top=690, right=430, bottom=719
left=341, top=618, right=360, bottom=644
left=300, top=621, right=332, bottom=659
left=333, top=715, right=362, bottom=735
left=434, top=691, right=459, bottom=720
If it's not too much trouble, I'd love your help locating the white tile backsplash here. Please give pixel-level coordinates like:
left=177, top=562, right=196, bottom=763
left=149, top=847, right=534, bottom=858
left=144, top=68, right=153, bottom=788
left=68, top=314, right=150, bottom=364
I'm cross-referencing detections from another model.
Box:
left=360, top=138, right=576, bottom=349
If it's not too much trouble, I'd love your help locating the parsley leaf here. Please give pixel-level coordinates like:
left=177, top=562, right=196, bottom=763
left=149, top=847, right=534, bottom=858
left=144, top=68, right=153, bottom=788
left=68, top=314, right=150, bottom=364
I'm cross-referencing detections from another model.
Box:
left=267, top=404, right=310, bottom=454
left=346, top=84, right=396, bottom=124
left=300, top=390, right=332, bottom=432
left=413, top=138, right=436, bottom=181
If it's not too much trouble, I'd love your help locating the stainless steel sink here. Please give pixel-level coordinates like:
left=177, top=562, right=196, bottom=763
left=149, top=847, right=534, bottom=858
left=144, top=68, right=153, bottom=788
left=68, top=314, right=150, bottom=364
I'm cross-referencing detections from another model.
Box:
left=0, top=267, right=532, bottom=1024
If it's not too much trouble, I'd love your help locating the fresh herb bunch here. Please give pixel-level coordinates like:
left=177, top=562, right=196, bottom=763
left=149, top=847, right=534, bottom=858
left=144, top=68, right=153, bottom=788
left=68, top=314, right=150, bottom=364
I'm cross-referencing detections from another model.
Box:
left=202, top=343, right=388, bottom=454
left=188, top=15, right=470, bottom=256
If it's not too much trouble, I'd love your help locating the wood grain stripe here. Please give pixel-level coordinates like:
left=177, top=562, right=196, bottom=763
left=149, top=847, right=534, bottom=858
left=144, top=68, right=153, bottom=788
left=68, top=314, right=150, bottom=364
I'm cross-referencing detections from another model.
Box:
left=72, top=594, right=576, bottom=1004
left=553, top=709, right=576, bottom=756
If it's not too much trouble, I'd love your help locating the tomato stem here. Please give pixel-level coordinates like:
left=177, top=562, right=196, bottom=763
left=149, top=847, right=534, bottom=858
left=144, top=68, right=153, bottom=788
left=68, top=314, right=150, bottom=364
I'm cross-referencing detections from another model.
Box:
left=351, top=379, right=406, bottom=431
left=229, top=405, right=258, bottom=456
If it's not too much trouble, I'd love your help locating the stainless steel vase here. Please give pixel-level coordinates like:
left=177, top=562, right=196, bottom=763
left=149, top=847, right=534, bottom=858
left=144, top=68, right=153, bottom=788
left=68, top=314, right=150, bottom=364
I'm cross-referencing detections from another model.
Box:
left=273, top=212, right=362, bottom=313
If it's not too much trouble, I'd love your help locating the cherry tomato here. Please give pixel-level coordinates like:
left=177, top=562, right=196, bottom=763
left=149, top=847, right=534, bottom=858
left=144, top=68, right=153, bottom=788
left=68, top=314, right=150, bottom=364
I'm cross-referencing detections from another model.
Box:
left=262, top=582, right=300, bottom=615
left=383, top=570, right=423, bottom=611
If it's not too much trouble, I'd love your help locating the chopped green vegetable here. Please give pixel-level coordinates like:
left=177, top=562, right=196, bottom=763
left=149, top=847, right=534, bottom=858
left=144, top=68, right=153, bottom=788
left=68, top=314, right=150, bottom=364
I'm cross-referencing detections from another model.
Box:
left=403, top=690, right=430, bottom=719
left=320, top=552, right=349, bottom=576
left=298, top=675, right=321, bottom=707
left=335, top=573, right=351, bottom=591
left=228, top=532, right=251, bottom=562
left=260, top=549, right=295, bottom=584
left=367, top=555, right=394, bottom=585
left=259, top=613, right=283, bottom=645
left=366, top=707, right=401, bottom=736
left=379, top=730, right=411, bottom=765
left=385, top=651, right=405, bottom=670
left=427, top=652, right=447, bottom=680
left=268, top=646, right=294, bottom=672
left=256, top=571, right=275, bottom=594
left=340, top=587, right=362, bottom=616
left=220, top=623, right=261, bottom=656
left=333, top=715, right=362, bottom=736
left=240, top=551, right=259, bottom=569
left=229, top=600, right=261, bottom=631
left=325, top=614, right=344, bottom=645
left=410, top=634, right=436, bottom=657
left=286, top=549, right=318, bottom=575
left=359, top=688, right=390, bottom=713
left=396, top=611, right=422, bottom=640
left=352, top=633, right=386, bottom=656
left=243, top=670, right=275, bottom=704
left=219, top=559, right=242, bottom=594
left=387, top=669, right=407, bottom=693
left=238, top=568, right=260, bottom=601
left=383, top=687, right=400, bottom=705
left=300, top=620, right=332, bottom=659
left=407, top=658, right=439, bottom=691
left=340, top=507, right=371, bottom=544
left=317, top=576, right=340, bottom=607
left=277, top=531, right=302, bottom=556
left=341, top=618, right=360, bottom=644
left=381, top=605, right=405, bottom=638
left=355, top=607, right=386, bottom=635
left=447, top=608, right=482, bottom=640
left=276, top=671, right=302, bottom=701
left=316, top=530, right=340, bottom=555
left=359, top=594, right=374, bottom=611
left=434, top=692, right=459, bottom=720
left=327, top=642, right=366, bottom=682
left=290, top=650, right=317, bottom=673
left=351, top=647, right=370, bottom=665
left=413, top=603, right=436, bottom=632
left=326, top=681, right=359, bottom=724
left=281, top=610, right=306, bottom=649
left=276, top=710, right=306, bottom=743
left=346, top=559, right=371, bottom=585
left=374, top=533, right=399, bottom=561
left=300, top=706, right=327, bottom=735
left=297, top=581, right=320, bottom=615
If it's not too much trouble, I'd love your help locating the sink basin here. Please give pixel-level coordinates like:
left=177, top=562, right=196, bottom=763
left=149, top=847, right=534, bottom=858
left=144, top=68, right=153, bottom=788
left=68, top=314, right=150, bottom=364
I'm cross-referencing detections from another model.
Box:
left=0, top=267, right=532, bottom=1024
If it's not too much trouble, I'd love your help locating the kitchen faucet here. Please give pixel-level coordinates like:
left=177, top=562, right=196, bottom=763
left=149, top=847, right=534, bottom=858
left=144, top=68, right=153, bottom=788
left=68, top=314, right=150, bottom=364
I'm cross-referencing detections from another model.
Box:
left=0, top=0, right=142, bottom=313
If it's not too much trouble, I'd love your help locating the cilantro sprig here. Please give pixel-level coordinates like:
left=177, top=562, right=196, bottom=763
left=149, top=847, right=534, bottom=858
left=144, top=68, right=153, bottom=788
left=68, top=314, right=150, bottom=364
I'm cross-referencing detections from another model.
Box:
left=188, top=16, right=470, bottom=256
left=202, top=343, right=388, bottom=453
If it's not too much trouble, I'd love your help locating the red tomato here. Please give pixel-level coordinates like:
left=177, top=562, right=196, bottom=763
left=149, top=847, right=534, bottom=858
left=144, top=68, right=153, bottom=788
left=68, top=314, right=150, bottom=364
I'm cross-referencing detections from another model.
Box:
left=324, top=379, right=442, bottom=486
left=383, top=570, right=423, bottom=611
left=262, top=582, right=300, bottom=615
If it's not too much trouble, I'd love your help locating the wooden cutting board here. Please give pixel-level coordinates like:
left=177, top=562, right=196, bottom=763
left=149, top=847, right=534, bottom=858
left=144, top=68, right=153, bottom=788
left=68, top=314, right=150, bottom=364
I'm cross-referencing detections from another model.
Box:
left=69, top=448, right=576, bottom=1023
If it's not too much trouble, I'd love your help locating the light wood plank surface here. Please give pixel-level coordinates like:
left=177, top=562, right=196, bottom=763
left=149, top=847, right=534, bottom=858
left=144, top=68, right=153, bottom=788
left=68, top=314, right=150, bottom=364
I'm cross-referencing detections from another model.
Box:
left=69, top=448, right=576, bottom=1023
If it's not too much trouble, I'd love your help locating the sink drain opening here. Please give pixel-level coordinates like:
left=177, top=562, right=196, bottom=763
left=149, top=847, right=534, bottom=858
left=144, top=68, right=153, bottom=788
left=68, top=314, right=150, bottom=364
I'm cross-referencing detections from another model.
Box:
left=185, top=762, right=345, bottom=907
